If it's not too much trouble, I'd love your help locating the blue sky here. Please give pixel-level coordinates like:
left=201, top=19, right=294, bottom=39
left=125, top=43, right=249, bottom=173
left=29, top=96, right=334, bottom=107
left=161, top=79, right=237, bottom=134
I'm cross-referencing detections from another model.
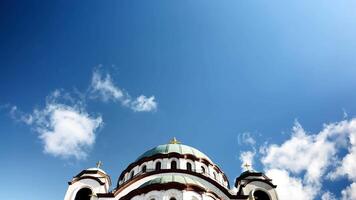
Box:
left=1, top=1, right=356, bottom=199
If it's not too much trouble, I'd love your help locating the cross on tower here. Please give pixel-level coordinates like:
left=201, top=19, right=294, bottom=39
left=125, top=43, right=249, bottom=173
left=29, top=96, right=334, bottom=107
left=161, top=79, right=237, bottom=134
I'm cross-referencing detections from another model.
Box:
left=243, top=163, right=251, bottom=171
left=96, top=161, right=103, bottom=169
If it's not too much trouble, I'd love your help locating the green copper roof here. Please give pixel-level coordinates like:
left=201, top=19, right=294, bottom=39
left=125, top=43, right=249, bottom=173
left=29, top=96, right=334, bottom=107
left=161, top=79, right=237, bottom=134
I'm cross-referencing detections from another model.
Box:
left=137, top=143, right=212, bottom=162
left=139, top=174, right=205, bottom=188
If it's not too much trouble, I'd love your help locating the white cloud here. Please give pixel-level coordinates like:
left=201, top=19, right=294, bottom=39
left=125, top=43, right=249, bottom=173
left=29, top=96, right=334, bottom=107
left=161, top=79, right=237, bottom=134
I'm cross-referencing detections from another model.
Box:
left=262, top=121, right=336, bottom=184
left=239, top=151, right=255, bottom=171
left=14, top=91, right=102, bottom=160
left=259, top=119, right=356, bottom=200
left=341, top=182, right=356, bottom=200
left=328, top=120, right=356, bottom=181
left=266, top=169, right=317, bottom=200
left=238, top=132, right=256, bottom=146
left=321, top=191, right=337, bottom=200
left=91, top=69, right=128, bottom=103
left=90, top=69, right=157, bottom=112
left=10, top=105, right=33, bottom=125
left=131, top=95, right=157, bottom=112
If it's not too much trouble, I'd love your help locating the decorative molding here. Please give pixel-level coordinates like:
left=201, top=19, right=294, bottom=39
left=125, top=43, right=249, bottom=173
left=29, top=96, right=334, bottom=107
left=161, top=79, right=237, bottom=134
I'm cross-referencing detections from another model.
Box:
left=73, top=169, right=112, bottom=186
left=69, top=176, right=106, bottom=185
left=97, top=169, right=247, bottom=199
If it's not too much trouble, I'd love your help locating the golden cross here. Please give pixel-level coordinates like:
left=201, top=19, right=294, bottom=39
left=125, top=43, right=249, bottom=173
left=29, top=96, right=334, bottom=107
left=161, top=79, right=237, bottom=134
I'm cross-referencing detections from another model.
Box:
left=169, top=137, right=181, bottom=144
left=243, top=163, right=251, bottom=171
left=96, top=161, right=103, bottom=168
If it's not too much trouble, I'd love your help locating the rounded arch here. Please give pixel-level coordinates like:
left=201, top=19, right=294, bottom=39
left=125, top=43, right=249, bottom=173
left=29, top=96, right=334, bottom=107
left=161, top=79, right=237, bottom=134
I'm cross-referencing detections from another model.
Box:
left=146, top=190, right=161, bottom=200
left=168, top=157, right=180, bottom=168
left=74, top=187, right=92, bottom=200
left=171, top=160, right=177, bottom=169
left=164, top=189, right=182, bottom=200
left=253, top=189, right=271, bottom=200
left=153, top=159, right=163, bottom=171
left=213, top=172, right=217, bottom=180
left=185, top=160, right=195, bottom=171
left=155, top=161, right=162, bottom=171
left=201, top=166, right=206, bottom=174
left=186, top=162, right=192, bottom=171
left=140, top=164, right=147, bottom=173
left=130, top=170, right=135, bottom=179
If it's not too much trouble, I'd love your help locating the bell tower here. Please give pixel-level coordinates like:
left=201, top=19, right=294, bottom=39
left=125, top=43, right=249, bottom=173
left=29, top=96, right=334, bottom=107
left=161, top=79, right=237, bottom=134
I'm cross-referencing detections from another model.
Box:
left=64, top=161, right=111, bottom=200
left=235, top=169, right=279, bottom=200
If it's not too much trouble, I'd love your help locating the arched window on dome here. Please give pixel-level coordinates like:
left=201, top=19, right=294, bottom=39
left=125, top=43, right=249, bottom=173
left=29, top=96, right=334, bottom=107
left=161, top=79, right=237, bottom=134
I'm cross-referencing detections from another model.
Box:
left=74, top=188, right=92, bottom=200
left=223, top=175, right=228, bottom=186
left=201, top=166, right=206, bottom=174
left=187, top=162, right=192, bottom=171
left=253, top=190, right=270, bottom=200
left=171, top=161, right=177, bottom=169
left=155, top=162, right=161, bottom=171
left=170, top=197, right=177, bottom=200
left=130, top=171, right=135, bottom=179
left=142, top=165, right=147, bottom=173
left=213, top=172, right=217, bottom=180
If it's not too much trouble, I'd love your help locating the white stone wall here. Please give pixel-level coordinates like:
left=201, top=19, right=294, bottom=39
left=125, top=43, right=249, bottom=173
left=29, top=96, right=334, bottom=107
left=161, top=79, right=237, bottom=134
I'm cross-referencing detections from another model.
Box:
left=102, top=189, right=218, bottom=200
left=64, top=179, right=107, bottom=200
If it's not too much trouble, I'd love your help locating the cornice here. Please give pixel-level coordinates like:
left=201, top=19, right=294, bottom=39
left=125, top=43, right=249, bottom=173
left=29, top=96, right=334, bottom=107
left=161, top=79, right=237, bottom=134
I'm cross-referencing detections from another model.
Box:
left=97, top=169, right=247, bottom=199
left=118, top=153, right=229, bottom=187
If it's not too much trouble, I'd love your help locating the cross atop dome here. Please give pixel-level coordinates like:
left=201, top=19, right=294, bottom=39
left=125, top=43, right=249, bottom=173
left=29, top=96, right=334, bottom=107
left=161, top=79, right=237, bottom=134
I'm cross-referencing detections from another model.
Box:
left=169, top=137, right=181, bottom=144
left=96, top=160, right=103, bottom=169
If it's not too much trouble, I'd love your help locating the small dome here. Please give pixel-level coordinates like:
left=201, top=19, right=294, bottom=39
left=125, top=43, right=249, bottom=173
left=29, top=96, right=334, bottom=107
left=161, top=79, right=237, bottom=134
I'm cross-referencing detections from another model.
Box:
left=136, top=143, right=212, bottom=162
left=139, top=174, right=204, bottom=188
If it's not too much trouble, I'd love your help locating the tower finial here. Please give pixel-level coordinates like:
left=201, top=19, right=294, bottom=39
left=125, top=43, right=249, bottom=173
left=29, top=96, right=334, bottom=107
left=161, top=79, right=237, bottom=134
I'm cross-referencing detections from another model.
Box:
left=169, top=137, right=181, bottom=144
left=243, top=163, right=251, bottom=171
left=96, top=160, right=103, bottom=169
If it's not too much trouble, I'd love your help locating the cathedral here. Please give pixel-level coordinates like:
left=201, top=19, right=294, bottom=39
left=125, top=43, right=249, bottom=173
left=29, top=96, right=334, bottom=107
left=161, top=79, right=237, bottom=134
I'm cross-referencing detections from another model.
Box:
left=64, top=138, right=279, bottom=200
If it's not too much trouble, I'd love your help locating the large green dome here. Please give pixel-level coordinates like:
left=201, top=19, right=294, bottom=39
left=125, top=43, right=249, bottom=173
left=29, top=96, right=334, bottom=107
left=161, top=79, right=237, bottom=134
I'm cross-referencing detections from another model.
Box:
left=137, top=142, right=212, bottom=162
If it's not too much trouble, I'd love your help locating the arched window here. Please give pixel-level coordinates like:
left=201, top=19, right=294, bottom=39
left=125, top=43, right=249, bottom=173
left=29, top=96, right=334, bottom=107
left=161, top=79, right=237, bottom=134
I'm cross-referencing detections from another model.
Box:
left=142, top=165, right=147, bottom=173
left=187, top=163, right=192, bottom=171
left=155, top=162, right=161, bottom=171
left=254, top=190, right=270, bottom=200
left=213, top=172, right=217, bottom=180
left=74, top=188, right=92, bottom=200
left=201, top=166, right=206, bottom=174
left=130, top=171, right=135, bottom=179
left=170, top=198, right=177, bottom=200
left=171, top=161, right=177, bottom=169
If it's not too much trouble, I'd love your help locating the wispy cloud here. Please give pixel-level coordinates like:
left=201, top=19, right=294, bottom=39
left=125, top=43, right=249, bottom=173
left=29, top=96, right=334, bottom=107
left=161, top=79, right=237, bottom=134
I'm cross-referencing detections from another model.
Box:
left=90, top=68, right=157, bottom=112
left=341, top=182, right=356, bottom=200
left=321, top=191, right=337, bottom=200
left=131, top=95, right=157, bottom=112
left=8, top=66, right=158, bottom=160
left=253, top=119, right=356, bottom=200
left=237, top=132, right=256, bottom=146
left=11, top=90, right=102, bottom=160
